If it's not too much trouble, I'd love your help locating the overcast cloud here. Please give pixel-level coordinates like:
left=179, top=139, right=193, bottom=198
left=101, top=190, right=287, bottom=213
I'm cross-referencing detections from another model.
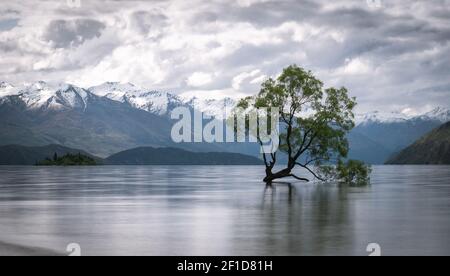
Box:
left=0, top=0, right=449, bottom=114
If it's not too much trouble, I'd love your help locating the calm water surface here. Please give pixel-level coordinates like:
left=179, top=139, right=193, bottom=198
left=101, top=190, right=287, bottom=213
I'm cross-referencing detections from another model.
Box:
left=0, top=165, right=449, bottom=256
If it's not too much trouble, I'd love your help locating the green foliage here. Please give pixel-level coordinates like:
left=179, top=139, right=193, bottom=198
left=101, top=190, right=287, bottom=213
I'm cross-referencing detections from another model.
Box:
left=235, top=64, right=371, bottom=185
left=36, top=153, right=98, bottom=166
left=337, top=160, right=372, bottom=186
left=319, top=160, right=372, bottom=186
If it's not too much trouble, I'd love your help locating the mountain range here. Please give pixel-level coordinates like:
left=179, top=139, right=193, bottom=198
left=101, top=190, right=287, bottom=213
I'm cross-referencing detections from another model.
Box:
left=348, top=108, right=449, bottom=164
left=0, top=81, right=260, bottom=157
left=0, top=81, right=449, bottom=163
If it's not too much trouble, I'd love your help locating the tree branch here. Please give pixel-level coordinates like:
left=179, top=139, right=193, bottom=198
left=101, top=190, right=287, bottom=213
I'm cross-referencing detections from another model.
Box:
left=258, top=138, right=270, bottom=167
left=288, top=174, right=310, bottom=182
left=296, top=162, right=325, bottom=182
left=269, top=152, right=277, bottom=168
left=304, top=157, right=321, bottom=166
left=294, top=131, right=316, bottom=161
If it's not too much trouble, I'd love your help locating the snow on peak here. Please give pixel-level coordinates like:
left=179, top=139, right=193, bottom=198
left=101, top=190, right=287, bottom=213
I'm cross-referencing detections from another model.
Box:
left=356, top=107, right=450, bottom=125
left=0, top=81, right=12, bottom=88
left=7, top=80, right=447, bottom=124
left=0, top=81, right=20, bottom=97
left=15, top=82, right=91, bottom=110
left=19, top=81, right=58, bottom=109
left=183, top=97, right=237, bottom=119
left=89, top=82, right=237, bottom=117
left=420, top=107, right=450, bottom=123
left=356, top=110, right=411, bottom=125
left=89, top=82, right=142, bottom=99
left=89, top=82, right=184, bottom=115
left=0, top=81, right=237, bottom=118
left=51, top=84, right=90, bottom=110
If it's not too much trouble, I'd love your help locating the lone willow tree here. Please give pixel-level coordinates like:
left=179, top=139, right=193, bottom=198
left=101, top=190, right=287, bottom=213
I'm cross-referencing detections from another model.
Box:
left=235, top=65, right=371, bottom=185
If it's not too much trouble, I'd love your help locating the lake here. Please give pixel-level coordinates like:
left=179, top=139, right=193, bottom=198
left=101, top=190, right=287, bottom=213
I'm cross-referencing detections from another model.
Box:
left=0, top=165, right=449, bottom=256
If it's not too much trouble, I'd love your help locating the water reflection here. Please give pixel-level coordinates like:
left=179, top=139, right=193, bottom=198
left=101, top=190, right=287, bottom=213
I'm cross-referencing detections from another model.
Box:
left=0, top=165, right=449, bottom=255
left=256, top=181, right=363, bottom=255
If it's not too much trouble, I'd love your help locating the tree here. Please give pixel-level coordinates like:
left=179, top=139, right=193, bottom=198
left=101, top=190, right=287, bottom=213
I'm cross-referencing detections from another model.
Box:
left=236, top=65, right=371, bottom=185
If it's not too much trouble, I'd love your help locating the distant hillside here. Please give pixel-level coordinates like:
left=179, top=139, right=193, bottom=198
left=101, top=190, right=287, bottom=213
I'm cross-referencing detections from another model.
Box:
left=387, top=122, right=450, bottom=164
left=0, top=145, right=263, bottom=165
left=36, top=153, right=98, bottom=166
left=105, top=147, right=264, bottom=165
left=0, top=144, right=101, bottom=165
left=346, top=131, right=392, bottom=164
left=1, top=81, right=449, bottom=163
left=0, top=82, right=259, bottom=158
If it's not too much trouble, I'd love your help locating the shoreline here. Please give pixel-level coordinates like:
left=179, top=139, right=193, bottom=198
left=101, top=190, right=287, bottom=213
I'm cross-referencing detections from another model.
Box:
left=0, top=241, right=62, bottom=256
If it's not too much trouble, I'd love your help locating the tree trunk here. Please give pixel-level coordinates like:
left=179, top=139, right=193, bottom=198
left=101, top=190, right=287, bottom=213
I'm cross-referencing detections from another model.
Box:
left=263, top=167, right=293, bottom=183
left=263, top=160, right=309, bottom=183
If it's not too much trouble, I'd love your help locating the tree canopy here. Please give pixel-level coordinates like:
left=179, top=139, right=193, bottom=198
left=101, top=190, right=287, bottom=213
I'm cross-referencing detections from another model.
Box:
left=236, top=65, right=371, bottom=184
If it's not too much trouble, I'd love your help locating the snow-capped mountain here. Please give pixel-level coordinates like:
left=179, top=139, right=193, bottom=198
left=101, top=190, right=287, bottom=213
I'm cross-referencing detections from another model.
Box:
left=419, top=107, right=450, bottom=123
left=1, top=80, right=449, bottom=163
left=356, top=108, right=450, bottom=126
left=2, top=80, right=449, bottom=123
left=88, top=82, right=141, bottom=100
left=0, top=81, right=20, bottom=97
left=352, top=107, right=450, bottom=163
left=0, top=81, right=238, bottom=117
left=355, top=111, right=411, bottom=125
left=51, top=84, right=90, bottom=110
left=182, top=96, right=237, bottom=119
left=0, top=81, right=253, bottom=158
left=89, top=82, right=185, bottom=115
left=89, top=82, right=237, bottom=117
left=10, top=81, right=91, bottom=110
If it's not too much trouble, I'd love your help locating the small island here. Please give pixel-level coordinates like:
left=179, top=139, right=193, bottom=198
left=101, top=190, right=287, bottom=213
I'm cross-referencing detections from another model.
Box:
left=36, top=153, right=98, bottom=166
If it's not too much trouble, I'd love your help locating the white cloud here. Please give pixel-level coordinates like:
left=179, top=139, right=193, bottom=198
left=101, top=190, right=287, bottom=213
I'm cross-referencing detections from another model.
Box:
left=250, top=74, right=267, bottom=84
left=0, top=0, right=449, bottom=113
left=187, top=72, right=214, bottom=87
left=340, top=58, right=372, bottom=75
left=66, top=43, right=168, bottom=87
left=235, top=0, right=271, bottom=7
left=231, top=70, right=263, bottom=90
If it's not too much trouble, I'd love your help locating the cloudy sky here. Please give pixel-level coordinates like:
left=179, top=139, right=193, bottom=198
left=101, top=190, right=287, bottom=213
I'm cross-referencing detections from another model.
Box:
left=0, top=0, right=449, bottom=114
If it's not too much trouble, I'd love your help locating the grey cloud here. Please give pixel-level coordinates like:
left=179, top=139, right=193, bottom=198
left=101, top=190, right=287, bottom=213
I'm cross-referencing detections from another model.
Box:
left=44, top=19, right=106, bottom=48
left=1, top=0, right=449, bottom=113
left=377, top=83, right=450, bottom=111
left=0, top=39, right=18, bottom=52
left=222, top=42, right=300, bottom=69
left=188, top=0, right=320, bottom=28
left=132, top=10, right=168, bottom=35
left=415, top=83, right=450, bottom=95
left=0, top=9, right=20, bottom=16
left=318, top=7, right=385, bottom=29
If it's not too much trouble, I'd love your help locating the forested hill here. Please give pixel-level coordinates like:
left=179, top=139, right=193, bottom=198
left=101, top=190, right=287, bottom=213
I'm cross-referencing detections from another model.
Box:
left=387, top=122, right=450, bottom=164
left=0, top=144, right=99, bottom=165
left=105, top=147, right=264, bottom=165
left=0, top=145, right=263, bottom=166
